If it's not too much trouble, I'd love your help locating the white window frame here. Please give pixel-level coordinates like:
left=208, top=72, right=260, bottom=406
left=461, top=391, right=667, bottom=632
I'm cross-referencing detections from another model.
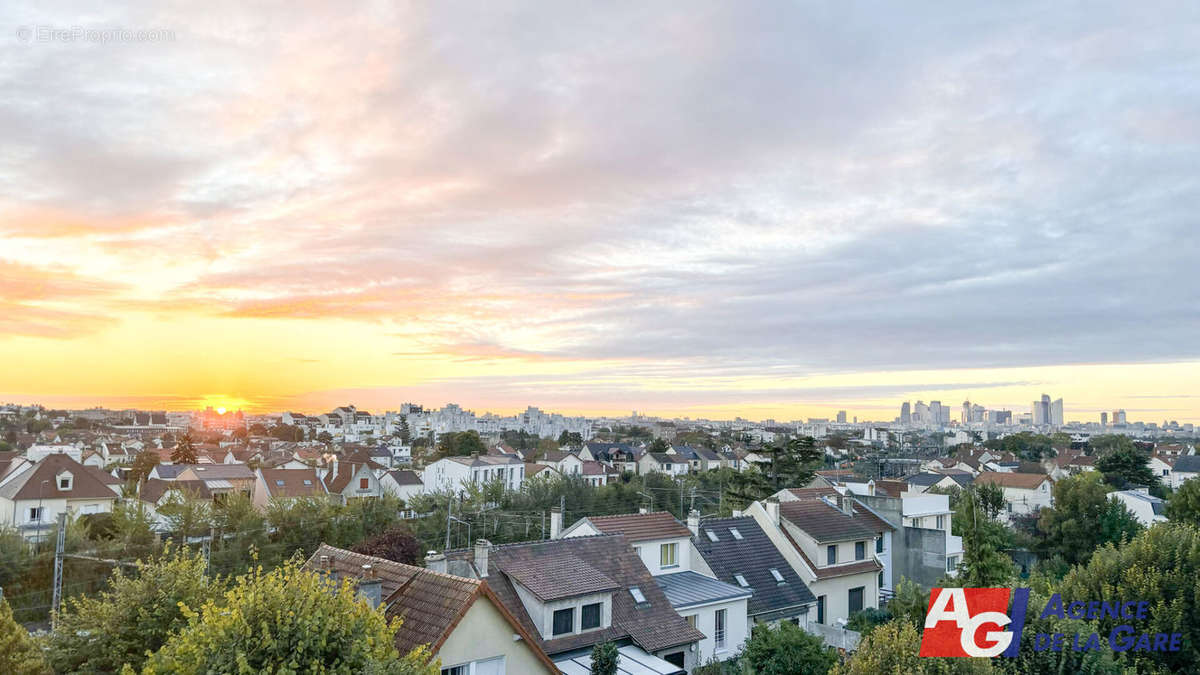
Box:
left=660, top=542, right=678, bottom=568
left=715, top=608, right=727, bottom=651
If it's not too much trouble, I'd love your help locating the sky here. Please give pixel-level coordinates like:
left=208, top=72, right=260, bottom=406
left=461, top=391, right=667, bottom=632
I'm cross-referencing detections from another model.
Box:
left=1, top=2, right=1198, bottom=422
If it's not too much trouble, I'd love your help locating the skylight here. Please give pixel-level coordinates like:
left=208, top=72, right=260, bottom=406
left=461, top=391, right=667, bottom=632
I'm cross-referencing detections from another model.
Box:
left=629, top=587, right=647, bottom=603
left=729, top=528, right=743, bottom=540
left=706, top=530, right=719, bottom=542
left=275, top=480, right=284, bottom=486
left=734, top=574, right=749, bottom=587
left=769, top=568, right=785, bottom=582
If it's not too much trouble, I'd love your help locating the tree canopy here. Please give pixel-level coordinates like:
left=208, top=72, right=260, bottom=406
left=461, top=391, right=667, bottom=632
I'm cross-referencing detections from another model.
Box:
left=742, top=621, right=836, bottom=675
left=1035, top=472, right=1141, bottom=566
left=1166, top=478, right=1200, bottom=524
left=0, top=595, right=50, bottom=675
left=1094, top=443, right=1156, bottom=489
left=141, top=561, right=437, bottom=675
left=726, top=437, right=823, bottom=508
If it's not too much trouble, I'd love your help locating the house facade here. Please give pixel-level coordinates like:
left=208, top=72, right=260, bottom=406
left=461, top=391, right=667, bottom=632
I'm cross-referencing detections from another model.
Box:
left=0, top=454, right=121, bottom=541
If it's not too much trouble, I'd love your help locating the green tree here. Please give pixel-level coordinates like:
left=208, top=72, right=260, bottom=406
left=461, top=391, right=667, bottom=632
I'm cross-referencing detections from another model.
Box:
left=47, top=546, right=224, bottom=673
left=159, top=494, right=213, bottom=541
left=957, top=488, right=1015, bottom=587
left=1035, top=472, right=1141, bottom=566
left=846, top=607, right=891, bottom=636
left=1166, top=478, right=1200, bottom=524
left=141, top=561, right=438, bottom=675
left=170, top=431, right=198, bottom=465
left=129, top=449, right=160, bottom=484
left=397, top=415, right=411, bottom=444
left=1095, top=444, right=1156, bottom=489
left=1057, top=523, right=1200, bottom=673
left=974, top=482, right=1005, bottom=520
left=985, top=432, right=1054, bottom=461
left=885, top=577, right=930, bottom=628
left=830, top=620, right=993, bottom=674
left=742, top=621, right=836, bottom=675
left=317, top=430, right=334, bottom=444
left=590, top=641, right=619, bottom=675
left=436, top=431, right=486, bottom=458
left=726, top=437, right=823, bottom=508
left=0, top=595, right=50, bottom=675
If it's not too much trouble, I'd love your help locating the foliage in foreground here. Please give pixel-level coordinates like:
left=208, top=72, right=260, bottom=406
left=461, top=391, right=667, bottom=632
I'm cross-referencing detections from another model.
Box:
left=0, top=595, right=50, bottom=675
left=831, top=620, right=993, bottom=674
left=141, top=560, right=437, bottom=675
left=48, top=546, right=225, bottom=673
left=741, top=621, right=836, bottom=675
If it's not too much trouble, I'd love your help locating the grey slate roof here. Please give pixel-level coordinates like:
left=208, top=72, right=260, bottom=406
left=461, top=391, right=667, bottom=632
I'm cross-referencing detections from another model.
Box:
left=501, top=552, right=620, bottom=601
left=1173, top=455, right=1200, bottom=473
left=693, top=517, right=816, bottom=620
left=654, top=570, right=751, bottom=610
left=778, top=500, right=881, bottom=543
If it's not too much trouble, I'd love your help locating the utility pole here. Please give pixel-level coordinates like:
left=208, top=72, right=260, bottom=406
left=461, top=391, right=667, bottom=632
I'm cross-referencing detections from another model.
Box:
left=444, top=493, right=453, bottom=552
left=52, top=512, right=66, bottom=626
left=202, top=526, right=214, bottom=575
left=559, top=495, right=566, bottom=526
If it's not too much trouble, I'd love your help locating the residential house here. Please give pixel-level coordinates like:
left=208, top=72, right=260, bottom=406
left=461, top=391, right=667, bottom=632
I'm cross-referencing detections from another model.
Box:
left=974, top=472, right=1054, bottom=518
left=176, top=464, right=256, bottom=503
left=540, top=451, right=585, bottom=476
left=694, top=516, right=817, bottom=632
left=322, top=460, right=383, bottom=503
left=253, top=468, right=328, bottom=508
left=746, top=498, right=884, bottom=632
left=1147, top=454, right=1178, bottom=487
left=904, top=472, right=974, bottom=494
left=638, top=453, right=689, bottom=477
left=440, top=534, right=704, bottom=674
left=0, top=454, right=121, bottom=541
left=524, top=463, right=558, bottom=482
left=846, top=490, right=963, bottom=587
left=580, top=461, right=618, bottom=487
left=1110, top=489, right=1168, bottom=527
left=585, top=443, right=640, bottom=474
left=560, top=510, right=751, bottom=664
left=423, top=455, right=525, bottom=494
left=306, top=544, right=557, bottom=675
left=379, top=469, right=424, bottom=503
left=1169, top=455, right=1200, bottom=488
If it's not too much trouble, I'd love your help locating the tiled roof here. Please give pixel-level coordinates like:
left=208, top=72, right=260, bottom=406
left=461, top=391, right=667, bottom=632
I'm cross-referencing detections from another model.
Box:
left=182, top=463, right=255, bottom=480
left=451, top=534, right=705, bottom=655
left=785, top=486, right=838, bottom=500
left=0, top=454, right=121, bottom=501
left=694, top=517, right=816, bottom=619
left=583, top=512, right=692, bottom=542
left=778, top=500, right=880, bottom=543
left=500, top=552, right=620, bottom=601
left=781, top=528, right=883, bottom=581
left=654, top=570, right=751, bottom=610
left=261, top=468, right=326, bottom=498
left=874, top=479, right=909, bottom=497
left=445, top=454, right=523, bottom=467
left=139, top=478, right=211, bottom=503
left=975, top=471, right=1051, bottom=489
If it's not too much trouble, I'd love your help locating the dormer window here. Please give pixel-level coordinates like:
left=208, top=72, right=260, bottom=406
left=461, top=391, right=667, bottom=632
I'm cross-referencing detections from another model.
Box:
left=552, top=608, right=574, bottom=635
left=57, top=472, right=73, bottom=491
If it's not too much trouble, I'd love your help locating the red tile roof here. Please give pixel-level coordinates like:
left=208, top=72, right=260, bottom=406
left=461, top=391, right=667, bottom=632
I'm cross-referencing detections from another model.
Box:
left=583, top=512, right=692, bottom=542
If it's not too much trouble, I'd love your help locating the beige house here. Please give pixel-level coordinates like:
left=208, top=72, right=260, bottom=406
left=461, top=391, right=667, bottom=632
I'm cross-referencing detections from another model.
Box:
left=0, top=454, right=122, bottom=541
left=974, top=471, right=1054, bottom=519
left=305, top=545, right=557, bottom=674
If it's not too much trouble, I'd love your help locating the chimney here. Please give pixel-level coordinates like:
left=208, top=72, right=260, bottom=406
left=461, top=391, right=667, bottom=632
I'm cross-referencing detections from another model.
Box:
left=425, top=550, right=447, bottom=574
left=357, top=564, right=382, bottom=608
left=475, top=539, right=491, bottom=577
left=687, top=509, right=700, bottom=537
left=838, top=494, right=854, bottom=516
left=319, top=555, right=331, bottom=573
left=764, top=500, right=780, bottom=526
left=1136, top=486, right=1150, bottom=495
left=550, top=507, right=563, bottom=539
left=638, top=506, right=648, bottom=515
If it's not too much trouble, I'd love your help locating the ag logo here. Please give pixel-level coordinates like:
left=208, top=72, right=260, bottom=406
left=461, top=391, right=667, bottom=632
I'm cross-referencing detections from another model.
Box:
left=919, top=587, right=1029, bottom=658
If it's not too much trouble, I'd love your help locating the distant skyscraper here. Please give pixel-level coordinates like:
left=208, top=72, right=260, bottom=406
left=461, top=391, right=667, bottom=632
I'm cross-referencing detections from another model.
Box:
left=1050, top=398, right=1064, bottom=426
left=900, top=402, right=911, bottom=424
left=914, top=401, right=930, bottom=424
left=1113, top=409, right=1127, bottom=425
left=1100, top=411, right=1108, bottom=427
left=836, top=410, right=847, bottom=424
left=962, top=400, right=972, bottom=425
left=1032, top=394, right=1053, bottom=426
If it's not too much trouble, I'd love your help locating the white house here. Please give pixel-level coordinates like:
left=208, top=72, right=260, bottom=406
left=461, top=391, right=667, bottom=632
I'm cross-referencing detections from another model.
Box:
left=0, top=454, right=121, bottom=541
left=423, top=455, right=525, bottom=494
left=378, top=469, right=424, bottom=503
left=638, top=452, right=689, bottom=477
left=974, top=471, right=1054, bottom=519
left=1110, top=489, right=1168, bottom=527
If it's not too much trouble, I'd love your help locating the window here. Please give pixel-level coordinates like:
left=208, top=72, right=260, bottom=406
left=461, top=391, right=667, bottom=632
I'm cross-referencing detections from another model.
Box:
left=876, top=537, right=884, bottom=553
left=817, top=596, right=826, bottom=624
left=706, top=530, right=719, bottom=542
left=359, top=477, right=370, bottom=489
left=303, top=479, right=312, bottom=486
left=685, top=614, right=697, bottom=628
left=878, top=571, right=884, bottom=588
left=947, top=555, right=959, bottom=572
left=715, top=608, right=727, bottom=650
left=552, top=608, right=574, bottom=635
left=629, top=587, right=647, bottom=604
left=827, top=545, right=837, bottom=565
left=581, top=602, right=602, bottom=630
left=936, top=515, right=945, bottom=530
left=734, top=574, right=749, bottom=587
left=28, top=507, right=44, bottom=522
left=275, top=480, right=285, bottom=487
left=849, top=586, right=865, bottom=614
left=729, top=527, right=743, bottom=540
left=660, top=542, right=678, bottom=567
left=441, top=666, right=467, bottom=675
left=59, top=477, right=71, bottom=489
left=769, top=568, right=785, bottom=583
left=855, top=541, right=865, bottom=560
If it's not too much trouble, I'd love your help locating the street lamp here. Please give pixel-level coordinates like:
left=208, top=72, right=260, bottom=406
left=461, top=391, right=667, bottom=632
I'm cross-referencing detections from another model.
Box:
left=637, top=491, right=654, bottom=512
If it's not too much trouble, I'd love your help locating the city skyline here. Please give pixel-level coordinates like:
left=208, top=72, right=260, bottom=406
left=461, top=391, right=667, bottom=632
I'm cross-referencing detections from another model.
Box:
left=3, top=3, right=1199, bottom=421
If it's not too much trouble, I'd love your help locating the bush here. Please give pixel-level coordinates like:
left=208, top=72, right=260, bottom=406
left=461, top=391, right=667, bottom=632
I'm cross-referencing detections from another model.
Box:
left=742, top=621, right=836, bottom=675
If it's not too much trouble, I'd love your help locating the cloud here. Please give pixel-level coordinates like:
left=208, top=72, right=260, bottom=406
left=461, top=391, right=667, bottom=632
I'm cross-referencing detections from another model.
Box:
left=0, top=260, right=124, bottom=337
left=0, top=1, right=1198, bottom=388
